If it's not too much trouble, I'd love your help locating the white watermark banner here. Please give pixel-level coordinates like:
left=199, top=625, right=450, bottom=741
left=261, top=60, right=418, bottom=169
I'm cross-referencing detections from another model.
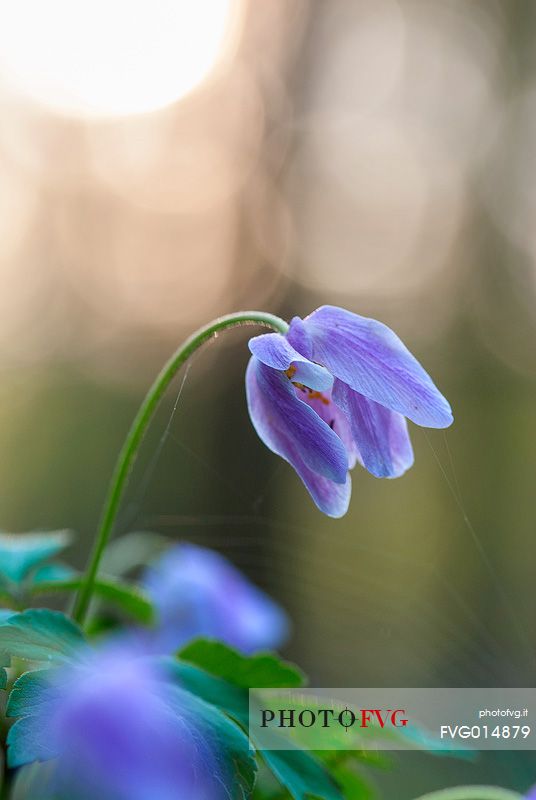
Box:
left=249, top=688, right=536, bottom=751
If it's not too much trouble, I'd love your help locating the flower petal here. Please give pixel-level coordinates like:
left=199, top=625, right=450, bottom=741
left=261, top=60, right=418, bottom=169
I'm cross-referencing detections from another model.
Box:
left=303, top=305, right=453, bottom=428
left=246, top=357, right=348, bottom=485
left=294, top=385, right=359, bottom=470
left=287, top=455, right=351, bottom=518
left=248, top=332, right=332, bottom=391
left=334, top=381, right=414, bottom=478
left=286, top=316, right=314, bottom=359
left=142, top=544, right=289, bottom=654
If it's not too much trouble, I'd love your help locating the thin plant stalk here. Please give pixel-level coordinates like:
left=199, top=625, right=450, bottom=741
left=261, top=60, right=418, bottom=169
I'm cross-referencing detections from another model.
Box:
left=72, top=311, right=288, bottom=625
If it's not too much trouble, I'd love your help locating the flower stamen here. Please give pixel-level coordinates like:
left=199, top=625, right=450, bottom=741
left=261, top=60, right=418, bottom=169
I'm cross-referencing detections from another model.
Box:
left=306, top=389, right=330, bottom=405
left=285, top=363, right=330, bottom=404
left=285, top=365, right=297, bottom=379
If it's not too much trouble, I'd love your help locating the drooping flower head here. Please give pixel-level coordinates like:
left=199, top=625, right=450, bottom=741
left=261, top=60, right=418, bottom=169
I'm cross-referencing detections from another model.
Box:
left=142, top=543, right=289, bottom=654
left=246, top=306, right=453, bottom=517
left=9, top=645, right=249, bottom=800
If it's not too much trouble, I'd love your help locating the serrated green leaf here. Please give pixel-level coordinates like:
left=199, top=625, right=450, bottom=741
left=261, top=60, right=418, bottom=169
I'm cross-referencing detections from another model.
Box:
left=7, top=715, right=58, bottom=767
left=7, top=669, right=52, bottom=717
left=166, top=684, right=257, bottom=800
left=179, top=638, right=305, bottom=689
left=260, top=749, right=342, bottom=800
left=30, top=575, right=155, bottom=625
left=173, top=660, right=250, bottom=723
left=169, top=660, right=342, bottom=800
left=6, top=670, right=64, bottom=767
left=0, top=609, right=87, bottom=664
left=7, top=661, right=257, bottom=800
left=0, top=530, right=71, bottom=583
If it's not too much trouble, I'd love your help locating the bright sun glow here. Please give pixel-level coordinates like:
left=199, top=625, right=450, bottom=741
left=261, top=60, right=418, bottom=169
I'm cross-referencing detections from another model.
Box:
left=0, top=0, right=238, bottom=117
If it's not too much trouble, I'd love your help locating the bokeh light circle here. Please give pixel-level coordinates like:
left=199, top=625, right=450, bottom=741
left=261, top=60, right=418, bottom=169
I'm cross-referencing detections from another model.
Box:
left=0, top=0, right=239, bottom=117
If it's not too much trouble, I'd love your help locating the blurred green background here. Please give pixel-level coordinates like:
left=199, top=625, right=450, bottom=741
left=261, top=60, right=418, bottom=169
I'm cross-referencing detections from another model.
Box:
left=0, top=0, right=535, bottom=795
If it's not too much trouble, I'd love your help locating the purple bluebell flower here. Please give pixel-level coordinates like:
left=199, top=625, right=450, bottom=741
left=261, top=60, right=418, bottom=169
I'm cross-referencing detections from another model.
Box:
left=9, top=646, right=249, bottom=800
left=246, top=305, right=453, bottom=517
left=526, top=788, right=536, bottom=799
left=142, top=543, right=289, bottom=654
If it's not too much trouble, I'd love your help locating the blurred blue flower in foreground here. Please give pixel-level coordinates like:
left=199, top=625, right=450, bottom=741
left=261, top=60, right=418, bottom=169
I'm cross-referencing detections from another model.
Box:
left=247, top=305, right=453, bottom=517
left=142, top=543, right=289, bottom=654
left=9, top=647, right=246, bottom=800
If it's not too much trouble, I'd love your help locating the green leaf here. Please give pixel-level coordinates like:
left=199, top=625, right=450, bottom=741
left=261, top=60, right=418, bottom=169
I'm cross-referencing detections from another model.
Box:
left=173, top=660, right=250, bottom=723
left=6, top=669, right=52, bottom=717
left=251, top=694, right=471, bottom=761
left=0, top=609, right=87, bottom=664
left=7, top=663, right=257, bottom=800
left=89, top=576, right=155, bottom=625
left=30, top=575, right=155, bottom=625
left=260, top=749, right=342, bottom=800
left=316, top=749, right=390, bottom=773
left=8, top=717, right=58, bottom=768
left=328, top=763, right=377, bottom=800
left=179, top=639, right=305, bottom=689
left=6, top=716, right=56, bottom=768
left=6, top=669, right=59, bottom=767
left=0, top=530, right=71, bottom=583
left=169, top=660, right=342, bottom=800
left=28, top=562, right=77, bottom=585
left=166, top=684, right=257, bottom=800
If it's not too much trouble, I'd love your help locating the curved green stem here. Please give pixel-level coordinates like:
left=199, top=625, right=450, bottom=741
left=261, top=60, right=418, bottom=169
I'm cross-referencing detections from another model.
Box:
left=412, top=787, right=522, bottom=800
left=72, top=311, right=288, bottom=625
